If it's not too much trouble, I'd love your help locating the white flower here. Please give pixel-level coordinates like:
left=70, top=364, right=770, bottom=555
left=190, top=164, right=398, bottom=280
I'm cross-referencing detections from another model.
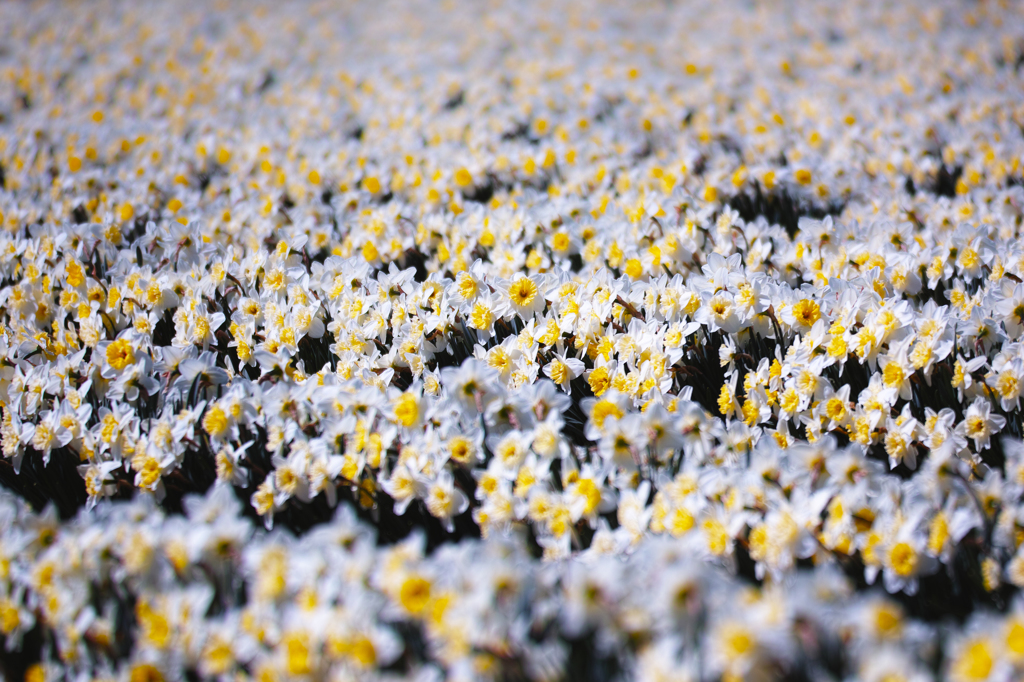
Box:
left=956, top=397, right=1006, bottom=452
left=599, top=414, right=648, bottom=472
left=440, top=358, right=499, bottom=412
left=542, top=349, right=584, bottom=394
left=422, top=469, right=469, bottom=532
left=503, top=274, right=546, bottom=320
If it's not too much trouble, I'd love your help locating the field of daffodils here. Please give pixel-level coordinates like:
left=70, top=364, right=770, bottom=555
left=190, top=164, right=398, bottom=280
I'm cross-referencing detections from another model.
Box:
left=2, top=0, right=1024, bottom=680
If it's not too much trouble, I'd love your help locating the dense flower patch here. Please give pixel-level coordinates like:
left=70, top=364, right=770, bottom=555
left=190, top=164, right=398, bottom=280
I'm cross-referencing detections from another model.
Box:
left=2, top=0, right=1024, bottom=679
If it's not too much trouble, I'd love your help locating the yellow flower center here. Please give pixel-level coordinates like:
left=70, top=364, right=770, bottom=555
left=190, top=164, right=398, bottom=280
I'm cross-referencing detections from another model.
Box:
left=549, top=360, right=568, bottom=384
left=393, top=392, right=419, bottom=427
left=106, top=338, right=135, bottom=370
left=883, top=362, right=905, bottom=388
left=590, top=399, right=623, bottom=430
left=399, top=575, right=432, bottom=616
left=792, top=299, right=820, bottom=326
left=889, top=542, right=917, bottom=577
left=509, top=277, right=538, bottom=307
left=202, top=405, right=229, bottom=437
left=953, top=640, right=993, bottom=681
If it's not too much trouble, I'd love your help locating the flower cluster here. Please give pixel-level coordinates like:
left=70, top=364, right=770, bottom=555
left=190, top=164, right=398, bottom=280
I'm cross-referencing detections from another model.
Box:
left=2, top=0, right=1024, bottom=678
left=5, top=487, right=1024, bottom=682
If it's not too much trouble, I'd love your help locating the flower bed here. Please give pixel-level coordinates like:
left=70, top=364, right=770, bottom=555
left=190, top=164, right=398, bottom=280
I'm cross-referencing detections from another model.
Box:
left=2, top=0, right=1024, bottom=679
